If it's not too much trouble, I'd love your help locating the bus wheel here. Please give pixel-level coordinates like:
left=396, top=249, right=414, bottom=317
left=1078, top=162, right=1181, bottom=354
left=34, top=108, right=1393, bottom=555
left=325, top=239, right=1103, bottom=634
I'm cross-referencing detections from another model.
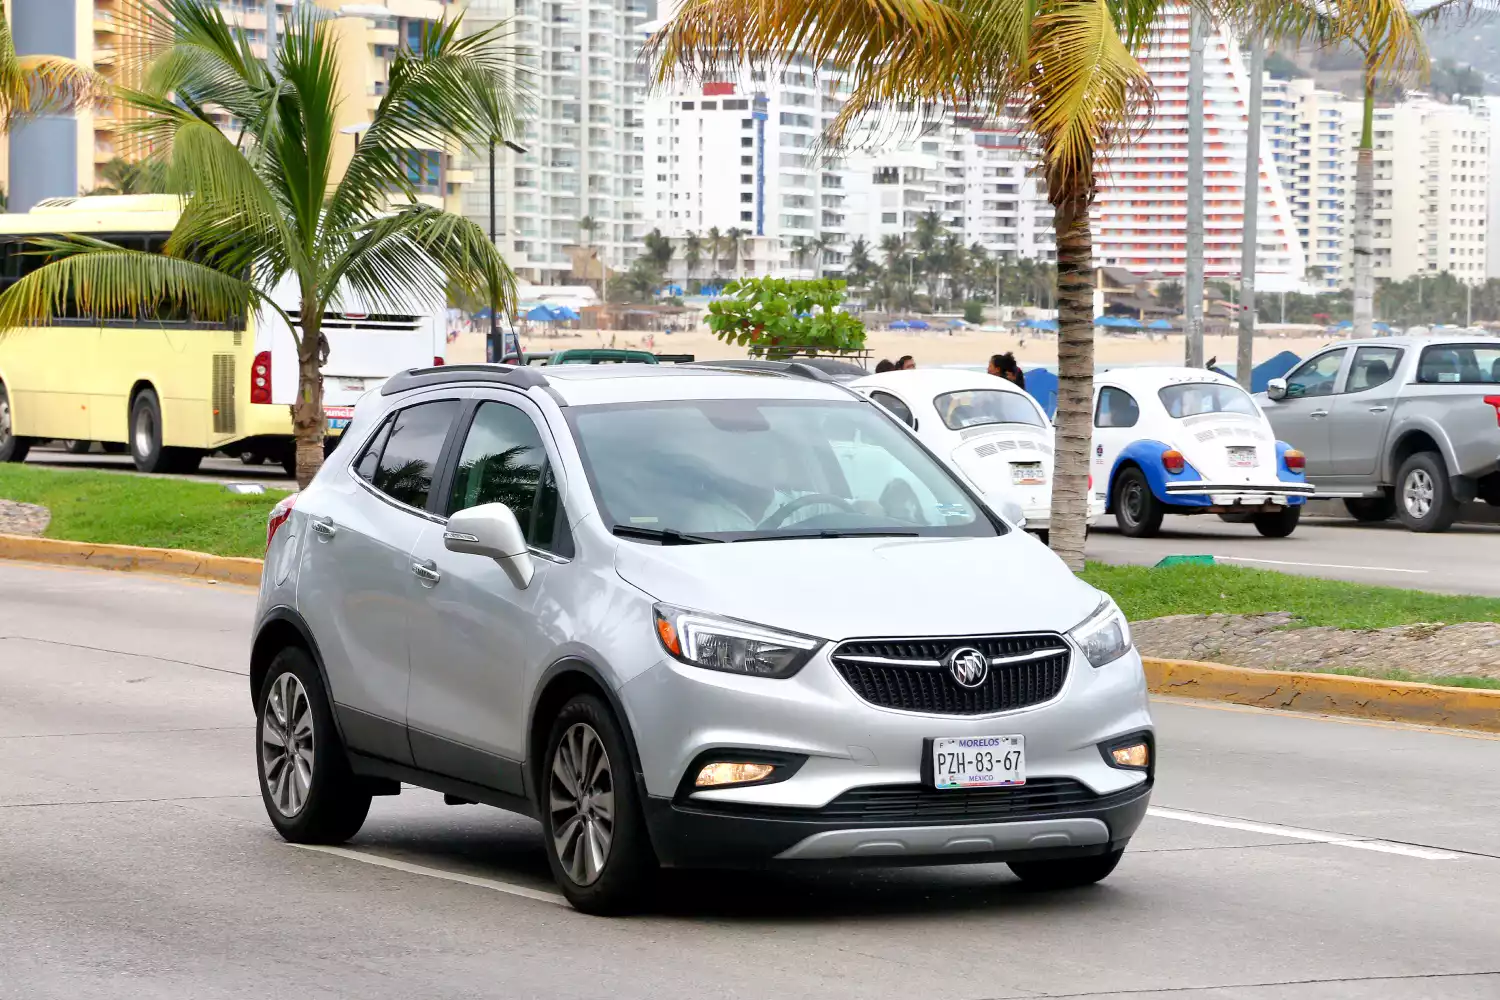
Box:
left=130, top=389, right=172, bottom=473
left=0, top=384, right=32, bottom=463
left=63, top=440, right=93, bottom=455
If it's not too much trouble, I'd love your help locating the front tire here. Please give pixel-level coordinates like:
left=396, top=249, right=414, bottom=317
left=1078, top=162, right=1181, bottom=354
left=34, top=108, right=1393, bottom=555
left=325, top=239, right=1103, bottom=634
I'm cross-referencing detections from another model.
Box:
left=1344, top=496, right=1395, bottom=522
left=540, top=694, right=656, bottom=914
left=1253, top=504, right=1301, bottom=538
left=1395, top=452, right=1458, bottom=533
left=0, top=383, right=31, bottom=463
left=1112, top=466, right=1164, bottom=538
left=1010, top=848, right=1125, bottom=889
left=256, top=647, right=371, bottom=844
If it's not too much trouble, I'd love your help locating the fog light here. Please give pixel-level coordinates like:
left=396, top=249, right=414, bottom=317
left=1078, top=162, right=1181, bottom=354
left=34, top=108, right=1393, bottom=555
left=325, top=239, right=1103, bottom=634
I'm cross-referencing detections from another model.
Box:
left=695, top=762, right=776, bottom=787
left=1111, top=742, right=1150, bottom=768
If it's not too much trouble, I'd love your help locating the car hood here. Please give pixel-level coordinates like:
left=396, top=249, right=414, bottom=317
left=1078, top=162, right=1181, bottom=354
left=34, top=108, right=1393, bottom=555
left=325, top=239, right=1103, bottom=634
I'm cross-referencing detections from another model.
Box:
left=613, top=532, right=1103, bottom=641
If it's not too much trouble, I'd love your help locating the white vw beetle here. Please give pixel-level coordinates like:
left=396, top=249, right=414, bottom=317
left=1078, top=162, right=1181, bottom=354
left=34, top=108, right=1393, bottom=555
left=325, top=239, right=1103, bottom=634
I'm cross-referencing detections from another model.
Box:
left=1090, top=367, right=1313, bottom=537
left=850, top=368, right=1103, bottom=537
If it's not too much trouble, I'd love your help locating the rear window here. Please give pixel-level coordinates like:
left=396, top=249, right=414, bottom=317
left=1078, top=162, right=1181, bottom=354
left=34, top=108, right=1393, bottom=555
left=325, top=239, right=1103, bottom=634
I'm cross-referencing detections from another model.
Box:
left=1158, top=382, right=1257, bottom=418
left=934, top=390, right=1045, bottom=430
left=361, top=400, right=460, bottom=511
left=1416, top=344, right=1500, bottom=384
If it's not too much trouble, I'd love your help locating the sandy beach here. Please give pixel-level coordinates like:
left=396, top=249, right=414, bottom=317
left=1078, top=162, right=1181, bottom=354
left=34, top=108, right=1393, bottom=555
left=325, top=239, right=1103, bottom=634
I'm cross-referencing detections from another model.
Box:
left=449, top=324, right=1340, bottom=371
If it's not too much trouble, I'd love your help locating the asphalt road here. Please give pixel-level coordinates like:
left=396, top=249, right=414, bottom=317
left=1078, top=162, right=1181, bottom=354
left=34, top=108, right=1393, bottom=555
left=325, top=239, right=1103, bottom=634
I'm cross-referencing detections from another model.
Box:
left=4, top=561, right=1500, bottom=999
left=1086, top=513, right=1500, bottom=597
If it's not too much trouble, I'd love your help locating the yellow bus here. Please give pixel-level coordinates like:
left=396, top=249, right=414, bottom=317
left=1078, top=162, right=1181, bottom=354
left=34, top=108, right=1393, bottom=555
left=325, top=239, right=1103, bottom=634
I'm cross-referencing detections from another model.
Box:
left=0, top=195, right=449, bottom=474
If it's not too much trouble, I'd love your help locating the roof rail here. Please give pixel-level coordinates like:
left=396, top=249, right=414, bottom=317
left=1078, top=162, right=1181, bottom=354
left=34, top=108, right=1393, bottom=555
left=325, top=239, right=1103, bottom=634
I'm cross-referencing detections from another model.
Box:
left=380, top=363, right=549, bottom=396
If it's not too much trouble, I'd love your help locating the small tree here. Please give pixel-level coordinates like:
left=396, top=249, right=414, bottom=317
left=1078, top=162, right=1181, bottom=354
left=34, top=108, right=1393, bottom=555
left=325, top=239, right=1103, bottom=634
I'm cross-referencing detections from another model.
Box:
left=963, top=298, right=984, bottom=324
left=704, top=277, right=865, bottom=359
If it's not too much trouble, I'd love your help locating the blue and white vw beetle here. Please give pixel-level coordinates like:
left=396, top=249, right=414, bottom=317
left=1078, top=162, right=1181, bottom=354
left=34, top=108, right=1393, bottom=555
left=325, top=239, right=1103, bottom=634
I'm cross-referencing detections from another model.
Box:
left=1091, top=367, right=1313, bottom=537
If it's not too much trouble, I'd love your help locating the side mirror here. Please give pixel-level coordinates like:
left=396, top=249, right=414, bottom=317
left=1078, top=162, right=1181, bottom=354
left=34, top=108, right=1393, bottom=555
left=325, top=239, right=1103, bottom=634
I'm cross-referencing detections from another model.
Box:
left=1266, top=378, right=1288, bottom=401
left=443, top=502, right=535, bottom=590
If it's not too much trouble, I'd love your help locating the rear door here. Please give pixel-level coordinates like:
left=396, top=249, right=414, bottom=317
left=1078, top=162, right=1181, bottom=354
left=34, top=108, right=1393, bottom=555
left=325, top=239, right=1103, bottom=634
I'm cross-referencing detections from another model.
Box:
left=1260, top=348, right=1348, bottom=478
left=1331, top=345, right=1403, bottom=477
left=294, top=394, right=464, bottom=764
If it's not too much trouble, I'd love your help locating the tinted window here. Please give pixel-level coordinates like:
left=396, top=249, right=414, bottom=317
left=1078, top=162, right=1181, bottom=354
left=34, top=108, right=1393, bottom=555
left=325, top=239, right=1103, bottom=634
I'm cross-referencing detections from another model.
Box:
left=869, top=391, right=915, bottom=428
left=354, top=416, right=394, bottom=483
left=1158, top=382, right=1258, bottom=418
left=934, top=390, right=1045, bottom=430
left=369, top=400, right=459, bottom=510
left=1095, top=387, right=1140, bottom=428
left=1348, top=346, right=1402, bottom=392
left=1285, top=349, right=1345, bottom=398
left=1417, top=344, right=1500, bottom=384
left=448, top=401, right=569, bottom=553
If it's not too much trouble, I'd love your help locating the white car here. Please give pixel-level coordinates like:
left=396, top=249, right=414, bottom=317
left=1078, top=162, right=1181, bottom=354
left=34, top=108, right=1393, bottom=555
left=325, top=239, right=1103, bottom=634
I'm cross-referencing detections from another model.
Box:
left=1091, top=367, right=1313, bottom=537
left=851, top=369, right=1103, bottom=536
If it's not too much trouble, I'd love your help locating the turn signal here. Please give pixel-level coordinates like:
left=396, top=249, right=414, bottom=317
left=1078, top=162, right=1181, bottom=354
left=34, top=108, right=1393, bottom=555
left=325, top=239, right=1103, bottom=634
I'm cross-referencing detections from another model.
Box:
left=1161, top=450, right=1186, bottom=474
left=695, top=762, right=776, bottom=787
left=1284, top=449, right=1306, bottom=472
left=1111, top=743, right=1150, bottom=768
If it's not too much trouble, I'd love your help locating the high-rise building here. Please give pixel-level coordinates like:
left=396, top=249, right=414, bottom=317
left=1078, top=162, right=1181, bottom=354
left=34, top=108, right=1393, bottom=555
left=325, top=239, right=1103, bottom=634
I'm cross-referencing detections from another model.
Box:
left=1419, top=98, right=1489, bottom=282
left=1261, top=77, right=1351, bottom=290
left=464, top=0, right=652, bottom=285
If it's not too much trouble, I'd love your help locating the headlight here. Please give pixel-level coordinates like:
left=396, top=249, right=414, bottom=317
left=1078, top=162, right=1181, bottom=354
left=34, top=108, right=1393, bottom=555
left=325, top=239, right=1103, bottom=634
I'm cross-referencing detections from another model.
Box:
left=653, top=604, right=823, bottom=678
left=1069, top=597, right=1132, bottom=667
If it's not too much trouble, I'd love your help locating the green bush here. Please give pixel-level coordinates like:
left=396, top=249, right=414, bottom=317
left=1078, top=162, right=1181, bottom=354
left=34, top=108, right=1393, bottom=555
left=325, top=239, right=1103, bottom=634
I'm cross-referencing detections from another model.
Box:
left=963, top=299, right=985, bottom=324
left=704, top=277, right=866, bottom=358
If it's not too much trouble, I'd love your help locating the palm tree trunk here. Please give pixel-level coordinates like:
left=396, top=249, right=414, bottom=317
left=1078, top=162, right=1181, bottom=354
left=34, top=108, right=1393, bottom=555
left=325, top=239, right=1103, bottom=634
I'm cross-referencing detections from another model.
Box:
left=1050, top=192, right=1094, bottom=572
left=1352, top=71, right=1375, bottom=338
left=292, top=307, right=326, bottom=488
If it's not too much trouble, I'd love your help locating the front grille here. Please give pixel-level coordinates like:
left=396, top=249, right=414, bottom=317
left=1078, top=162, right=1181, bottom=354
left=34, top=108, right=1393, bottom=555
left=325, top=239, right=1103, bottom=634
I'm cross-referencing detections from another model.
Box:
left=832, top=633, right=1069, bottom=715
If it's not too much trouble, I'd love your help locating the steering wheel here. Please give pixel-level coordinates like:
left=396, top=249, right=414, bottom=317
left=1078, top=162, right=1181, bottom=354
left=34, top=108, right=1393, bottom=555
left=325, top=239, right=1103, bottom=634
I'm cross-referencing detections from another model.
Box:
left=758, top=492, right=858, bottom=529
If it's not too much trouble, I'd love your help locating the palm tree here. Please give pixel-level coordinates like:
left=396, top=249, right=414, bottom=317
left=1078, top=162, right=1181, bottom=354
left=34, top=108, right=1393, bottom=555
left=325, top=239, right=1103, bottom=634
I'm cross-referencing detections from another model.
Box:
left=788, top=235, right=810, bottom=275
left=847, top=236, right=875, bottom=289
left=724, top=225, right=748, bottom=278
left=650, top=0, right=1157, bottom=569
left=0, top=0, right=101, bottom=133
left=705, top=225, right=724, bottom=280
left=578, top=214, right=604, bottom=293
left=683, top=230, right=703, bottom=287
left=0, top=1, right=520, bottom=485
left=92, top=156, right=170, bottom=196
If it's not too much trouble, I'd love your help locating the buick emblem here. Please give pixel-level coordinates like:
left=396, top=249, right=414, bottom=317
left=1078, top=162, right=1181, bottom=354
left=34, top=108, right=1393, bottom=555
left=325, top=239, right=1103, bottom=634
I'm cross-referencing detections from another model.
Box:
left=944, top=647, right=990, bottom=688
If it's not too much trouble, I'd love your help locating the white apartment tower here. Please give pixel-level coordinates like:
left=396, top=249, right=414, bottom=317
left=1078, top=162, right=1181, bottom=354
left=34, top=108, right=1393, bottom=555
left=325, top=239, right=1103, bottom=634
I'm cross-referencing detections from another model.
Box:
left=464, top=0, right=652, bottom=284
left=1420, top=100, right=1489, bottom=282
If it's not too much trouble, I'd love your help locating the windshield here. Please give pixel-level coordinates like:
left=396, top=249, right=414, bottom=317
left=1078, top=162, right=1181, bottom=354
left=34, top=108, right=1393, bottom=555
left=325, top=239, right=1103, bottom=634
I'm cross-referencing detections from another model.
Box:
left=934, top=389, right=1045, bottom=431
left=569, top=399, right=998, bottom=541
left=1158, top=382, right=1258, bottom=418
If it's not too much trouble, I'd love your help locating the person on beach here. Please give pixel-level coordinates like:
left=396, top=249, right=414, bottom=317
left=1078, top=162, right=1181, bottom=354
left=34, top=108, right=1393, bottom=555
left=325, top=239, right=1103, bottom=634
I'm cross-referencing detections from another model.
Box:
left=988, top=352, right=1026, bottom=390
left=875, top=359, right=895, bottom=373
left=896, top=355, right=915, bottom=370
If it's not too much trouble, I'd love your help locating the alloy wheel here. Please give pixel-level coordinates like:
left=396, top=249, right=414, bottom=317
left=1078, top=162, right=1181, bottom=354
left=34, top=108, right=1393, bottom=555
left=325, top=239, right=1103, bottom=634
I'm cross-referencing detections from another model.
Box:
left=0, top=396, right=11, bottom=444
left=260, top=672, right=315, bottom=817
left=549, top=722, right=616, bottom=887
left=1403, top=469, right=1434, bottom=519
left=134, top=408, right=155, bottom=458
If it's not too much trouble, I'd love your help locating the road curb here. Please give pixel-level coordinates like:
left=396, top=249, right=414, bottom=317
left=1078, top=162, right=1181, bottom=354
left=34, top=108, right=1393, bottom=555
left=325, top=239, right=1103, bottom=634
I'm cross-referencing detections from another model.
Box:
left=0, top=533, right=262, bottom=586
left=1143, top=656, right=1500, bottom=734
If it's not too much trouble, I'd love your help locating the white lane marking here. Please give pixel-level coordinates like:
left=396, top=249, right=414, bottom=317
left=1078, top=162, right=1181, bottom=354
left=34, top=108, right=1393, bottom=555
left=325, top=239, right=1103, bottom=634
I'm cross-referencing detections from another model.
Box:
left=1216, top=555, right=1427, bottom=574
left=290, top=844, right=568, bottom=905
left=1148, top=807, right=1458, bottom=860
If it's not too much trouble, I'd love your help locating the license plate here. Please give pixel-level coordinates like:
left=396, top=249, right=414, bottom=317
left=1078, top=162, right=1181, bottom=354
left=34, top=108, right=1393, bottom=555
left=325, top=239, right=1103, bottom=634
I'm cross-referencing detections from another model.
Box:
left=1010, top=462, right=1045, bottom=486
left=1228, top=446, right=1256, bottom=468
left=928, top=735, right=1025, bottom=790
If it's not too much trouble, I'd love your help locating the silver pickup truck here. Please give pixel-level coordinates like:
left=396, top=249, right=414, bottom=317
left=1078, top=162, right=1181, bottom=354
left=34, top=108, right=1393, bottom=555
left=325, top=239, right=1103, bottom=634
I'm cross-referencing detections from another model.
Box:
left=1256, top=336, right=1500, bottom=532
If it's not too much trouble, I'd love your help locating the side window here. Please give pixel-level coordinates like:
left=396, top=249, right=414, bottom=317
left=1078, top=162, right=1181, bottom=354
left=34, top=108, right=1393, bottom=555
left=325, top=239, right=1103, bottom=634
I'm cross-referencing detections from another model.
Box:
left=1417, top=344, right=1500, bottom=384
left=869, top=391, right=916, bottom=429
left=448, top=401, right=571, bottom=554
left=1347, top=346, right=1402, bottom=392
left=1094, top=387, right=1140, bottom=428
left=1285, top=349, right=1346, bottom=398
left=354, top=415, right=394, bottom=483
left=368, top=400, right=460, bottom=510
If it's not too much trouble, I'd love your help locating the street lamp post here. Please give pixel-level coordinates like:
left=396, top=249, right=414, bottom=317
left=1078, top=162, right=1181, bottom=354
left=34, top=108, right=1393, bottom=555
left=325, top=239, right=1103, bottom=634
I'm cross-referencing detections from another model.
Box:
left=486, top=138, right=529, bottom=363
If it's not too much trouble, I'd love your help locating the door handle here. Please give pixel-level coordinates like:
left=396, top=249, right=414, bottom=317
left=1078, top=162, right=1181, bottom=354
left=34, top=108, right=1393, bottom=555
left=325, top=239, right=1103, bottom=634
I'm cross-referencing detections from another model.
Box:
left=1368, top=405, right=1389, bottom=413
left=411, top=560, right=442, bottom=585
left=1309, top=410, right=1329, bottom=419
left=311, top=516, right=337, bottom=538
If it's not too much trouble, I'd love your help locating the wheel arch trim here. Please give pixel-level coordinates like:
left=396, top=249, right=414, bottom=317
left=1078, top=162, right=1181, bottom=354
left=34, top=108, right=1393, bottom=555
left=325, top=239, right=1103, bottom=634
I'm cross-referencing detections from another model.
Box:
left=250, top=605, right=348, bottom=746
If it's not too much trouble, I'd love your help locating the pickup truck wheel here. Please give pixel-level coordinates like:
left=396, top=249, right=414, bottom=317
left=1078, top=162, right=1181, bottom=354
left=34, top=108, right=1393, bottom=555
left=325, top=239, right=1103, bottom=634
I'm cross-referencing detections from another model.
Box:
left=1113, top=467, right=1164, bottom=538
left=1395, top=453, right=1459, bottom=533
left=1253, top=505, right=1301, bottom=538
left=1344, top=496, right=1395, bottom=522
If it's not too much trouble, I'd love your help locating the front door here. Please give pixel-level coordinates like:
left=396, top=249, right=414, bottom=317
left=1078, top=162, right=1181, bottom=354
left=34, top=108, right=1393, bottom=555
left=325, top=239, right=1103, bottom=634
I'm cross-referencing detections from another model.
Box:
left=1092, top=384, right=1142, bottom=506
left=406, top=395, right=571, bottom=792
left=1331, top=345, right=1403, bottom=478
left=1261, top=348, right=1347, bottom=480
left=294, top=396, right=462, bottom=764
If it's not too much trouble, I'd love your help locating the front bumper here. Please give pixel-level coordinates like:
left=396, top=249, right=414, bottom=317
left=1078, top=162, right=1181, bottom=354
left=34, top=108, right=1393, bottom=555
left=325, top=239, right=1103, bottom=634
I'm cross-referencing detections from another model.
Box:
left=642, top=777, right=1152, bottom=868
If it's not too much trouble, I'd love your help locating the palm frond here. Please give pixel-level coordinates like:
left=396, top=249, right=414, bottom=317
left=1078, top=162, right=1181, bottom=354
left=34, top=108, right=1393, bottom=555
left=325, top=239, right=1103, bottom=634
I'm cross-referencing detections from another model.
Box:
left=0, top=1, right=107, bottom=127
left=134, top=0, right=272, bottom=122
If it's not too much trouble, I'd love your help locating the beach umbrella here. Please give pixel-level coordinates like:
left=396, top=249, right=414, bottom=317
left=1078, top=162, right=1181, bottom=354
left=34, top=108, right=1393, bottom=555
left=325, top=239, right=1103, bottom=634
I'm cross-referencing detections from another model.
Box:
left=909, top=319, right=931, bottom=330
left=552, top=305, right=581, bottom=321
left=889, top=319, right=910, bottom=329
left=525, top=304, right=558, bottom=322
left=1148, top=319, right=1173, bottom=330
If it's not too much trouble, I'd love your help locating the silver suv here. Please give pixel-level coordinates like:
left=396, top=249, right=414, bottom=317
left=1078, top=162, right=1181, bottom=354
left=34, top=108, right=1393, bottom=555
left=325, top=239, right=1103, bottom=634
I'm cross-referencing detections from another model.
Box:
left=251, top=363, right=1154, bottom=913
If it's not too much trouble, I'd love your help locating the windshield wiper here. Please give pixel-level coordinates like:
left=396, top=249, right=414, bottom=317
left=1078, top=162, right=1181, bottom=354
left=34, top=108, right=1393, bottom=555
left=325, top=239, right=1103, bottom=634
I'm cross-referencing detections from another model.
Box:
left=743, top=529, right=922, bottom=542
left=611, top=524, right=723, bottom=545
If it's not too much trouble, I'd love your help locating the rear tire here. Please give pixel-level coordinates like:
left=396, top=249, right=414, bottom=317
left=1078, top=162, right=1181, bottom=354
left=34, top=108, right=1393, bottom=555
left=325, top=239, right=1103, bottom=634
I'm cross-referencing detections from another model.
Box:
left=1344, top=496, right=1395, bottom=522
left=1010, top=848, right=1125, bottom=889
left=1395, top=452, right=1458, bottom=533
left=0, top=383, right=31, bottom=463
left=1253, top=505, right=1301, bottom=538
left=540, top=694, right=657, bottom=914
left=255, top=646, right=371, bottom=844
left=129, top=388, right=202, bottom=474
left=63, top=439, right=93, bottom=455
left=240, top=450, right=267, bottom=466
left=1112, top=466, right=1164, bottom=538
